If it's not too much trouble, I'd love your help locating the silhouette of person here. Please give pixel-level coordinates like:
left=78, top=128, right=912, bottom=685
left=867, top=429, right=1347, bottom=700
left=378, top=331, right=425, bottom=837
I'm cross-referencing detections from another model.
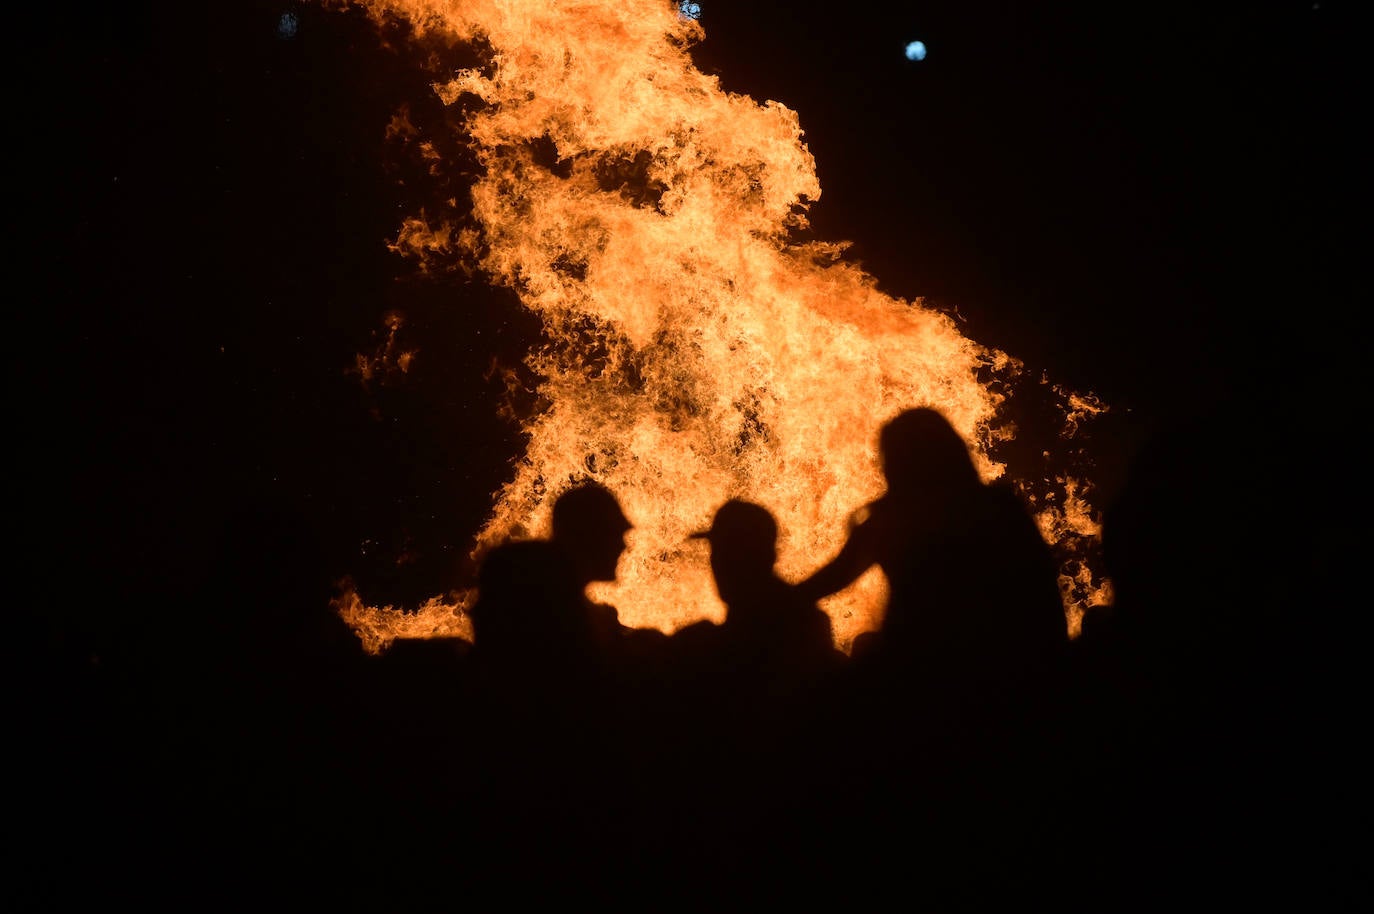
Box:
left=461, top=480, right=646, bottom=878
left=1058, top=393, right=1344, bottom=910
left=653, top=499, right=847, bottom=879
left=467, top=479, right=634, bottom=680
left=796, top=407, right=1068, bottom=703
left=685, top=498, right=844, bottom=701
left=790, top=408, right=1075, bottom=897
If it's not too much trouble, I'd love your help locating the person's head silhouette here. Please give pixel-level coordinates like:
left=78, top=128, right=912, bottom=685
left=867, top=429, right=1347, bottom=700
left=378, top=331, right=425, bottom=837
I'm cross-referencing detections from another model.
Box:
left=878, top=407, right=981, bottom=497
left=551, top=481, right=634, bottom=585
left=689, top=499, right=779, bottom=608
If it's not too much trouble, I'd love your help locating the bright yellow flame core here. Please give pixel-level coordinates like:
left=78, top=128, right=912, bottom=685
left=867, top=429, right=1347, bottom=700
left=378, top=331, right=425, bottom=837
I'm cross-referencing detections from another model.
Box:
left=332, top=0, right=1106, bottom=654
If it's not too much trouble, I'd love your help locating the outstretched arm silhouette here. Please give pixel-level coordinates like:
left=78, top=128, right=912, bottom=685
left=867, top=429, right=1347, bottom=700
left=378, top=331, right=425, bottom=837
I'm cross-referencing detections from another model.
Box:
left=795, top=507, right=879, bottom=604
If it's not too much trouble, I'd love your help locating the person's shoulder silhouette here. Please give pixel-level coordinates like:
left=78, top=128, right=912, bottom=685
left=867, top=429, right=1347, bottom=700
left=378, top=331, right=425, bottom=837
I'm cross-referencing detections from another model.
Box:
left=469, top=538, right=562, bottom=651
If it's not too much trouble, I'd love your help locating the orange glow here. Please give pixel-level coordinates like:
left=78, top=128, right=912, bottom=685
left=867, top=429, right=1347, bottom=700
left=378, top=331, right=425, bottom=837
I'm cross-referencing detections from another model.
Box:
left=328, top=0, right=1109, bottom=654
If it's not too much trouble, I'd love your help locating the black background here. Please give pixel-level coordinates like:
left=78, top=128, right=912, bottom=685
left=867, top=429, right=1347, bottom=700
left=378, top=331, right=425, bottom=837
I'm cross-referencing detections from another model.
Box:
left=13, top=3, right=1358, bottom=906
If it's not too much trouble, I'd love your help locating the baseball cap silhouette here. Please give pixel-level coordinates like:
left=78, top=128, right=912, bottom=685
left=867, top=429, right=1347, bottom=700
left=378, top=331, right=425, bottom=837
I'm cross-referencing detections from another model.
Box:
left=688, top=499, right=777, bottom=547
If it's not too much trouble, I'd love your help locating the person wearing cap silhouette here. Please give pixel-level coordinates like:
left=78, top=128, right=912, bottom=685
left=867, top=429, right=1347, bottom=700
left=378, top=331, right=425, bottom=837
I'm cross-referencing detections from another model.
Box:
left=464, top=481, right=644, bottom=871
left=686, top=499, right=842, bottom=700
left=674, top=498, right=847, bottom=856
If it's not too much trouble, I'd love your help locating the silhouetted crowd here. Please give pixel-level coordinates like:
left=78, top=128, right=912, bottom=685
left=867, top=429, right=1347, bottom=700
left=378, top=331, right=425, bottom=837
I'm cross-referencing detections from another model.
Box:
left=33, top=403, right=1350, bottom=909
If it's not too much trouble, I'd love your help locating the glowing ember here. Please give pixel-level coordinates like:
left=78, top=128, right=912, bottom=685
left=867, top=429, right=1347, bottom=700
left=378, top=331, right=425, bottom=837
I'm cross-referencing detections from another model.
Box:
left=327, top=0, right=1109, bottom=656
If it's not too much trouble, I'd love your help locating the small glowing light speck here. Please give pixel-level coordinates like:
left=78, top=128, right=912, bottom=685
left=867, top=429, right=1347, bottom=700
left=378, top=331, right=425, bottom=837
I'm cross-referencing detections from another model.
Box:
left=905, top=40, right=927, bottom=61
left=277, top=12, right=298, bottom=40
left=678, top=1, right=702, bottom=21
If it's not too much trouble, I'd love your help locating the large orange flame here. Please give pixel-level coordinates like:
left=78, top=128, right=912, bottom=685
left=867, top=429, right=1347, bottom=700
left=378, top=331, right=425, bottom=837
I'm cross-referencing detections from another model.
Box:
left=328, top=0, right=1109, bottom=655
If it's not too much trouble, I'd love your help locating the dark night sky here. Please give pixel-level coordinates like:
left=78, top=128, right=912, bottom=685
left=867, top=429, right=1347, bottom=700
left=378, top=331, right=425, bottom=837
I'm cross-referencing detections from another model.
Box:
left=19, top=1, right=1355, bottom=659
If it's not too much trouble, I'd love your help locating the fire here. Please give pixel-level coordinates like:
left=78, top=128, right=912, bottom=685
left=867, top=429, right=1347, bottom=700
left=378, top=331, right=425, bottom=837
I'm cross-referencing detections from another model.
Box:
left=327, top=0, right=1109, bottom=655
